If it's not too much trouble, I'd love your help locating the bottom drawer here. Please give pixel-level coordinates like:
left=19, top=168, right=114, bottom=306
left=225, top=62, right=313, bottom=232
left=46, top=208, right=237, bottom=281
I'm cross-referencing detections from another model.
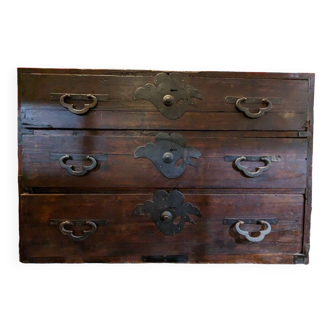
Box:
left=19, top=192, right=304, bottom=264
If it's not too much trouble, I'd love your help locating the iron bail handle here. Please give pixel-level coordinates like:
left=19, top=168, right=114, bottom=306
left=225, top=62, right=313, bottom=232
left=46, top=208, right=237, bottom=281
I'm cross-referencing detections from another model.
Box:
left=235, top=220, right=271, bottom=242
left=59, top=93, right=97, bottom=115
left=59, top=155, right=97, bottom=176
left=235, top=156, right=271, bottom=178
left=236, top=97, right=272, bottom=118
left=59, top=221, right=97, bottom=241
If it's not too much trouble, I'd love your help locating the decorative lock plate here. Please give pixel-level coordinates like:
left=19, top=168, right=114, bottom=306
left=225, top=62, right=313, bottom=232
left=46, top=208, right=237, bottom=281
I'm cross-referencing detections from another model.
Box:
left=134, top=133, right=201, bottom=179
left=132, top=190, right=201, bottom=236
left=133, top=73, right=203, bottom=120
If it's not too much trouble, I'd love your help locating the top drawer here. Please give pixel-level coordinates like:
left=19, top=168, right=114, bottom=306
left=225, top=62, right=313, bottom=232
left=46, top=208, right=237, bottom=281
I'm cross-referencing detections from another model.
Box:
left=18, top=69, right=311, bottom=131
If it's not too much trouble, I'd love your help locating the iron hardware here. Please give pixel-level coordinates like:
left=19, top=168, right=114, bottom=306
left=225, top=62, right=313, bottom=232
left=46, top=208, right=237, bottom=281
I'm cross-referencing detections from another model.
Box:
left=59, top=154, right=97, bottom=176
left=59, top=93, right=98, bottom=115
left=163, top=94, right=175, bottom=106
left=50, top=93, right=109, bottom=101
left=50, top=153, right=108, bottom=161
left=142, top=255, right=188, bottom=263
left=235, top=156, right=271, bottom=177
left=223, top=155, right=281, bottom=162
left=224, top=155, right=280, bottom=178
left=133, top=73, right=203, bottom=120
left=223, top=218, right=278, bottom=225
left=223, top=218, right=277, bottom=243
left=235, top=220, right=271, bottom=242
left=132, top=190, right=201, bottom=236
left=134, top=133, right=201, bottom=179
left=305, top=188, right=312, bottom=206
left=50, top=219, right=109, bottom=242
left=298, top=131, right=311, bottom=137
left=229, top=97, right=273, bottom=118
left=294, top=244, right=310, bottom=264
left=225, top=96, right=282, bottom=105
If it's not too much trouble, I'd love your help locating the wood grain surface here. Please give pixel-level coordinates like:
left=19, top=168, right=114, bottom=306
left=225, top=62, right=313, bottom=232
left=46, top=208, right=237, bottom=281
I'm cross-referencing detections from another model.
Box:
left=18, top=69, right=314, bottom=264
left=21, top=130, right=307, bottom=189
left=20, top=193, right=304, bottom=263
left=19, top=70, right=309, bottom=131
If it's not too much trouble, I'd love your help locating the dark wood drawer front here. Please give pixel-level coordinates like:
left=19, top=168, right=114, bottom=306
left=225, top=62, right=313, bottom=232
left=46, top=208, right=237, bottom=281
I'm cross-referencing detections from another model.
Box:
left=19, top=70, right=309, bottom=131
left=21, top=131, right=307, bottom=189
left=20, top=193, right=304, bottom=263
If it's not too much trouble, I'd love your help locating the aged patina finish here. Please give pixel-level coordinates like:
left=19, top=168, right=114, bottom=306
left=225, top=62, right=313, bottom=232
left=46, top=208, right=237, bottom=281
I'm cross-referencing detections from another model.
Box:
left=134, top=133, right=201, bottom=179
left=133, top=72, right=203, bottom=119
left=132, top=190, right=201, bottom=236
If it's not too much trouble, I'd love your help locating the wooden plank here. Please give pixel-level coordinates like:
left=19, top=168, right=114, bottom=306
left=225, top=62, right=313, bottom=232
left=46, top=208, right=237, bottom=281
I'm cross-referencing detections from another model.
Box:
left=22, top=110, right=307, bottom=131
left=20, top=74, right=309, bottom=112
left=27, top=129, right=307, bottom=138
left=19, top=70, right=309, bottom=131
left=20, top=254, right=295, bottom=264
left=29, top=188, right=306, bottom=194
left=21, top=132, right=307, bottom=189
left=17, top=68, right=314, bottom=80
left=19, top=193, right=304, bottom=262
left=22, top=131, right=308, bottom=156
left=20, top=221, right=302, bottom=245
left=22, top=109, right=308, bottom=131
left=302, top=74, right=314, bottom=263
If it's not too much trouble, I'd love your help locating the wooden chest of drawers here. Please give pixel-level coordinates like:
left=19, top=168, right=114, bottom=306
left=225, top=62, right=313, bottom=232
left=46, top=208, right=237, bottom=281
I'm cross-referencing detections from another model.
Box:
left=18, top=68, right=314, bottom=264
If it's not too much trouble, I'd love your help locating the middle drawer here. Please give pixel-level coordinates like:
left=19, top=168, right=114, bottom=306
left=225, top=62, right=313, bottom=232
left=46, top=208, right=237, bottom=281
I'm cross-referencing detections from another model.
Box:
left=21, top=131, right=307, bottom=189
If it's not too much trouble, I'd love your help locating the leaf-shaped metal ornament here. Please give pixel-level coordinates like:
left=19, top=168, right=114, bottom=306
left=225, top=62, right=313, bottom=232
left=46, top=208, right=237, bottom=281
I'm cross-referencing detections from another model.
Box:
left=133, top=72, right=203, bottom=120
left=134, top=133, right=201, bottom=179
left=132, top=190, right=201, bottom=236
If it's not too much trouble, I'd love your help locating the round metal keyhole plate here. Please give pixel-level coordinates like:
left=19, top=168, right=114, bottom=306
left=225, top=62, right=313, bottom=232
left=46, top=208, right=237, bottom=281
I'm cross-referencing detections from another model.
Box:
left=162, top=152, right=174, bottom=164
left=163, top=94, right=175, bottom=106
left=161, top=211, right=173, bottom=222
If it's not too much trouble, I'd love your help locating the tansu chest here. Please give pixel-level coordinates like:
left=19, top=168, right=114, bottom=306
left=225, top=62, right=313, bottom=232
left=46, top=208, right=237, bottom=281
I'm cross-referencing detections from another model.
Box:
left=18, top=69, right=314, bottom=264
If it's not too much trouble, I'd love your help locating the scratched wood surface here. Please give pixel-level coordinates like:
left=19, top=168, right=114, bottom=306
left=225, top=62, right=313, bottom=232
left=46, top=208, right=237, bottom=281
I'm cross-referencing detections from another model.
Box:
left=21, top=130, right=307, bottom=189
left=19, top=69, right=309, bottom=131
left=18, top=69, right=314, bottom=264
left=19, top=193, right=303, bottom=263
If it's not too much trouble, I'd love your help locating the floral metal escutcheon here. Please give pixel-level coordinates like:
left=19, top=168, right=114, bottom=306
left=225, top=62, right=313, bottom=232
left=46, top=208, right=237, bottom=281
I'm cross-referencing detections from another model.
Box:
left=132, top=190, right=201, bottom=236
left=133, top=72, right=203, bottom=120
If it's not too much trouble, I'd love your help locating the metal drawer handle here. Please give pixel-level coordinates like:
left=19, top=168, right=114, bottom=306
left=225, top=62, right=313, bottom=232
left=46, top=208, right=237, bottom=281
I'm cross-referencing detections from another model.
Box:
left=235, top=220, right=271, bottom=242
left=60, top=93, right=97, bottom=115
left=236, top=97, right=272, bottom=118
left=59, top=155, right=97, bottom=176
left=59, top=221, right=97, bottom=241
left=235, top=156, right=271, bottom=178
